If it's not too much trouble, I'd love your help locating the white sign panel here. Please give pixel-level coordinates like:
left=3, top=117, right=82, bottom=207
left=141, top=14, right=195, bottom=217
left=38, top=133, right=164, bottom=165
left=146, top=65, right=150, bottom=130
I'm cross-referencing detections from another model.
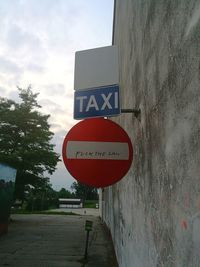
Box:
left=74, top=46, right=119, bottom=90
left=66, top=141, right=129, bottom=160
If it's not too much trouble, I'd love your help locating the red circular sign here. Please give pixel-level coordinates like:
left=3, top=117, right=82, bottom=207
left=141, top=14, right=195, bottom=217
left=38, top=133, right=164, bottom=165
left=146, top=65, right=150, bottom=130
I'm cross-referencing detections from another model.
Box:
left=62, top=118, right=133, bottom=188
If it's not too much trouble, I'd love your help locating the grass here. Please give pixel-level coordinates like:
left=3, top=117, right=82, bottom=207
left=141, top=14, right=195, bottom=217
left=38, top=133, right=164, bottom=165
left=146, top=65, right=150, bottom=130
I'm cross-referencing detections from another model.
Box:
left=84, top=200, right=98, bottom=208
left=11, top=210, right=77, bottom=216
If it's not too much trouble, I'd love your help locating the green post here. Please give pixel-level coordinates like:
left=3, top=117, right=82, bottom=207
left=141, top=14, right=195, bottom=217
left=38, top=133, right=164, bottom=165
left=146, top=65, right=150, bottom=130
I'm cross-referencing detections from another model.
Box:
left=84, top=220, right=93, bottom=259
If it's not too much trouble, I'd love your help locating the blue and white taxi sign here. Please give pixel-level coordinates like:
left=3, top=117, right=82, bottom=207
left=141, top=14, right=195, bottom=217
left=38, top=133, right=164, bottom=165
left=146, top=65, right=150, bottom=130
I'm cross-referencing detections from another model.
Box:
left=74, top=85, right=120, bottom=120
left=74, top=46, right=120, bottom=119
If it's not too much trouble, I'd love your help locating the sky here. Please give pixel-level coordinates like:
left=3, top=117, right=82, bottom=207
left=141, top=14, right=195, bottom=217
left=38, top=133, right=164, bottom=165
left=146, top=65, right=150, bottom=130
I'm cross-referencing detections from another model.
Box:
left=0, top=0, right=114, bottom=191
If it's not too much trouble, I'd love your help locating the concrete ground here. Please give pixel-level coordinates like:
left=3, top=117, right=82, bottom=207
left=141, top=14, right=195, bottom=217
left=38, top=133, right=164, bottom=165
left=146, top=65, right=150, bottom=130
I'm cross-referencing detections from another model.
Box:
left=50, top=208, right=100, bottom=217
left=0, top=214, right=118, bottom=267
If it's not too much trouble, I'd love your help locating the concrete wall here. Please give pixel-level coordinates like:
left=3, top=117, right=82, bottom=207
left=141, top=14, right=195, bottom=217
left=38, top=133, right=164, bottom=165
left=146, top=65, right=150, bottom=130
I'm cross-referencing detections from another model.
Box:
left=102, top=1, right=200, bottom=266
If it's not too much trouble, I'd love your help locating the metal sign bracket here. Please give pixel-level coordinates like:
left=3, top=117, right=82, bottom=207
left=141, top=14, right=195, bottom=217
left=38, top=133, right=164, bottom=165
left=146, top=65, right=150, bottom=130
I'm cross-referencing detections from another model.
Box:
left=121, top=109, right=141, bottom=118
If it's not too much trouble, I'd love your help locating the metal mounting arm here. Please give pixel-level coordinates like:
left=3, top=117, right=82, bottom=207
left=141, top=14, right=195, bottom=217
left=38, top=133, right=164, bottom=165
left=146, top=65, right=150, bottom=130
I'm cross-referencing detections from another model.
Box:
left=121, top=109, right=141, bottom=118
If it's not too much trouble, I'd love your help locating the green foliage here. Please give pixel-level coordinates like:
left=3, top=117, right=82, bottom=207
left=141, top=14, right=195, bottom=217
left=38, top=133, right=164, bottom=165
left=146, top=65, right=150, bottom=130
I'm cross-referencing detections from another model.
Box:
left=11, top=210, right=77, bottom=216
left=57, top=187, right=75, bottom=199
left=0, top=86, right=60, bottom=200
left=71, top=181, right=98, bottom=202
left=84, top=200, right=98, bottom=208
left=25, top=179, right=59, bottom=211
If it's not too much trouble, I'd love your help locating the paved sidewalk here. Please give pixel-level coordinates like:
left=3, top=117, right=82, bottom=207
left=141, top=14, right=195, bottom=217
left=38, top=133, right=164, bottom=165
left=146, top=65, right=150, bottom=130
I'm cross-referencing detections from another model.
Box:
left=50, top=208, right=100, bottom=217
left=0, top=214, right=118, bottom=267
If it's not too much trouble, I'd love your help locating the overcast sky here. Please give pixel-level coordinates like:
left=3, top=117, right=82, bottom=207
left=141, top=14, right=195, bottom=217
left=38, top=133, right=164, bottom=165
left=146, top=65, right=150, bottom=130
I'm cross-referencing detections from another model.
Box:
left=0, top=0, right=114, bottom=190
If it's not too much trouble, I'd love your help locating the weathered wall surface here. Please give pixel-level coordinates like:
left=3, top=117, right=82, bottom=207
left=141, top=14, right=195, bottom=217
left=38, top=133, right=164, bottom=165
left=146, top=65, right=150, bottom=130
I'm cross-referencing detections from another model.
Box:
left=102, top=1, right=200, bottom=266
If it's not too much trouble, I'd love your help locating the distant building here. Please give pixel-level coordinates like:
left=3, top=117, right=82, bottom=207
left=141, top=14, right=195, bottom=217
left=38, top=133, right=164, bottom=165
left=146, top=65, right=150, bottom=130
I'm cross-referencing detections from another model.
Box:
left=58, top=198, right=83, bottom=209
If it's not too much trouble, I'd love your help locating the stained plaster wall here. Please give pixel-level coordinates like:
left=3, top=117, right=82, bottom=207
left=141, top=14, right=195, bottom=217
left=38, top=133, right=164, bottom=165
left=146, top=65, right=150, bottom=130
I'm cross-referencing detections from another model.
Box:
left=102, top=1, right=200, bottom=266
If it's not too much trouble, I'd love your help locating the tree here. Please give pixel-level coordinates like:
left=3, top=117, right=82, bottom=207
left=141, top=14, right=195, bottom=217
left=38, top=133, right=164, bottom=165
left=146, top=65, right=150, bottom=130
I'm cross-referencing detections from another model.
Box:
left=0, top=86, right=60, bottom=200
left=25, top=178, right=59, bottom=211
left=57, top=188, right=75, bottom=199
left=71, top=181, right=98, bottom=202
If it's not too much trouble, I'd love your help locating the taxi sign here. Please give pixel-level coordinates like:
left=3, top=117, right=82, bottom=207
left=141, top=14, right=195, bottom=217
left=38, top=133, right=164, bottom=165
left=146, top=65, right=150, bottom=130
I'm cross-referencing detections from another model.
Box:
left=74, top=85, right=120, bottom=119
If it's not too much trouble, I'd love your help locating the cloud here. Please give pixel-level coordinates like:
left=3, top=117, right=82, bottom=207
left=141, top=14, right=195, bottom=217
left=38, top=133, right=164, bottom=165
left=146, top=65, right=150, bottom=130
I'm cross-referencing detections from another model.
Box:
left=54, top=129, right=68, bottom=139
left=50, top=123, right=64, bottom=134
left=0, top=56, right=21, bottom=74
left=50, top=161, right=75, bottom=191
left=26, top=63, right=45, bottom=73
left=37, top=97, right=75, bottom=134
left=52, top=130, right=67, bottom=152
left=0, top=0, right=81, bottom=55
left=0, top=58, right=22, bottom=91
left=43, top=84, right=67, bottom=96
left=3, top=23, right=47, bottom=66
left=39, top=98, right=60, bottom=108
left=39, top=98, right=66, bottom=115
left=0, top=0, right=114, bottom=190
left=8, top=89, right=21, bottom=103
left=6, top=23, right=41, bottom=50
left=0, top=86, right=6, bottom=95
left=49, top=114, right=75, bottom=134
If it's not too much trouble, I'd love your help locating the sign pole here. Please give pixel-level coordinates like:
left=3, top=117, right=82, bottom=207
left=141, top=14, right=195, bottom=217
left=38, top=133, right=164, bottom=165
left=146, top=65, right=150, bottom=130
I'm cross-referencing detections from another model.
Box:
left=84, top=220, right=93, bottom=259
left=84, top=230, right=90, bottom=259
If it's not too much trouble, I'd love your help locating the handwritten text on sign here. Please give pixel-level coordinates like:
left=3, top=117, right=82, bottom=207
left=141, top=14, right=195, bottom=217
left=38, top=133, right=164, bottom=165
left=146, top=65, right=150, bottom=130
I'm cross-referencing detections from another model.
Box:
left=66, top=141, right=129, bottom=160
